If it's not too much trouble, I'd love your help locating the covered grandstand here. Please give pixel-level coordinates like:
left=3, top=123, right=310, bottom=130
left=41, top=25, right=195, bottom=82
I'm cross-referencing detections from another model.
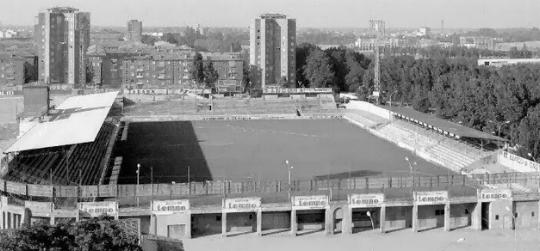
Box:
left=387, top=106, right=507, bottom=143
left=1, top=92, right=119, bottom=186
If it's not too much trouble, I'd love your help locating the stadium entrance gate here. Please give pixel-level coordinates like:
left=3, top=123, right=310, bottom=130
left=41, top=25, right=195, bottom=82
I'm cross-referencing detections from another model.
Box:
left=291, top=195, right=329, bottom=235
left=191, top=213, right=222, bottom=238
left=348, top=194, right=385, bottom=233
left=351, top=207, right=380, bottom=233
left=221, top=197, right=261, bottom=237
left=478, top=189, right=513, bottom=230
left=413, top=191, right=449, bottom=232
left=261, top=211, right=290, bottom=234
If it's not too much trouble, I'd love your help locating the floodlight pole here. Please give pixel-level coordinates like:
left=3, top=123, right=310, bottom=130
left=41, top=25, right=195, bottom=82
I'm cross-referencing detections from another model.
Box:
left=136, top=163, right=140, bottom=207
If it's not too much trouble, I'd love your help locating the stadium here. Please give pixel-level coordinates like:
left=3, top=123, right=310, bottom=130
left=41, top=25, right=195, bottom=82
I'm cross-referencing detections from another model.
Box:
left=0, top=87, right=539, bottom=240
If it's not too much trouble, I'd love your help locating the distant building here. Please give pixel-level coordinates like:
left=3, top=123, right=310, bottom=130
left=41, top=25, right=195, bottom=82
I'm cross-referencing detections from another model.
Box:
left=478, top=58, right=540, bottom=67
left=87, top=45, right=243, bottom=92
left=127, top=19, right=143, bottom=42
left=0, top=53, right=38, bottom=87
left=417, top=27, right=431, bottom=37
left=0, top=29, right=19, bottom=39
left=35, top=7, right=90, bottom=88
left=459, top=36, right=495, bottom=50
left=90, top=31, right=124, bottom=45
left=250, top=13, right=296, bottom=88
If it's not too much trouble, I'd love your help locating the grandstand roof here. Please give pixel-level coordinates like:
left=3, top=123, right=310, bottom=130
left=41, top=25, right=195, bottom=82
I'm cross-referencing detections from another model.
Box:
left=4, top=92, right=118, bottom=153
left=387, top=106, right=508, bottom=142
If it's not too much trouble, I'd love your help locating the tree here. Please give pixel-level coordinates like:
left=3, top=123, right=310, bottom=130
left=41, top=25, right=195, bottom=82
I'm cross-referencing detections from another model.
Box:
left=0, top=216, right=141, bottom=251
left=295, top=43, right=317, bottom=87
left=141, top=35, right=157, bottom=46
left=190, top=52, right=205, bottom=85
left=203, top=59, right=219, bottom=90
left=303, top=49, right=335, bottom=88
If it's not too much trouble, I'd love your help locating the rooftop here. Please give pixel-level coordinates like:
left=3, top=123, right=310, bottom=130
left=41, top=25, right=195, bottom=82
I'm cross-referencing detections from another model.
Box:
left=4, top=92, right=118, bottom=153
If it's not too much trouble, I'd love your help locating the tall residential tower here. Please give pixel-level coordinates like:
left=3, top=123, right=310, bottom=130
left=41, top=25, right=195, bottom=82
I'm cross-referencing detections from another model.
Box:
left=249, top=14, right=296, bottom=89
left=35, top=7, right=90, bottom=88
left=126, top=19, right=143, bottom=42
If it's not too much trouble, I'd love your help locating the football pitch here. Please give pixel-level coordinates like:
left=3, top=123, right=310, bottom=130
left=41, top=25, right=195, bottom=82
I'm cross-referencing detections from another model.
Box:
left=118, top=119, right=450, bottom=184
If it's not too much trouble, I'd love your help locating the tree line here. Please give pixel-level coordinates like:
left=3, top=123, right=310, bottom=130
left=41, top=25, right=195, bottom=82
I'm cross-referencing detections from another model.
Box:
left=271, top=44, right=540, bottom=160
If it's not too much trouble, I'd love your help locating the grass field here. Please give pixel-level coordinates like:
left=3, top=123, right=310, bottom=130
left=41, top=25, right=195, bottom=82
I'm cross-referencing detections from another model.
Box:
left=117, top=119, right=451, bottom=184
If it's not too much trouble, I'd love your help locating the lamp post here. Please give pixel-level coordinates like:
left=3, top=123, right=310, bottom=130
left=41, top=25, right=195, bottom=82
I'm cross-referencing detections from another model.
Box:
left=285, top=160, right=293, bottom=198
left=405, top=157, right=417, bottom=187
left=366, top=210, right=375, bottom=230
left=136, top=163, right=140, bottom=207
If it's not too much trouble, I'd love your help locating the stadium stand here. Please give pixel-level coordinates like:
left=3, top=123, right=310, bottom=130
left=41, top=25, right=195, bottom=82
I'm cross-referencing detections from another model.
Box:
left=3, top=122, right=117, bottom=185
left=376, top=119, right=494, bottom=171
left=123, top=96, right=339, bottom=117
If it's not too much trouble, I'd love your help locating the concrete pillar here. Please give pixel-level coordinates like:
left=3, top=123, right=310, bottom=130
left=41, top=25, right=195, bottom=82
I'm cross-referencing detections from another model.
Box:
left=444, top=203, right=451, bottom=231
left=221, top=212, right=227, bottom=237
left=471, top=202, right=482, bottom=230
left=290, top=210, right=297, bottom=236
left=325, top=208, right=332, bottom=235
left=256, top=210, right=262, bottom=236
left=412, top=204, right=418, bottom=232
left=12, top=213, right=17, bottom=229
left=7, top=212, right=11, bottom=229
left=185, top=213, right=192, bottom=239
left=380, top=205, right=386, bottom=233
left=343, top=206, right=352, bottom=234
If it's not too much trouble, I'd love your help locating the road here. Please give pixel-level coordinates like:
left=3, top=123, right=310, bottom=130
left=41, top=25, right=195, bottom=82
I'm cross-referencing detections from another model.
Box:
left=184, top=228, right=540, bottom=251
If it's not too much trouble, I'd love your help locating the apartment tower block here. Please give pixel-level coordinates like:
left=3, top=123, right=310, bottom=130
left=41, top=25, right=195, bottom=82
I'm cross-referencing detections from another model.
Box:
left=35, top=7, right=90, bottom=88
left=250, top=14, right=296, bottom=89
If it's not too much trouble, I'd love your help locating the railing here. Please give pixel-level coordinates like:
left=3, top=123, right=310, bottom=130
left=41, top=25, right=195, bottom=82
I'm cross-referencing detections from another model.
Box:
left=0, top=174, right=480, bottom=202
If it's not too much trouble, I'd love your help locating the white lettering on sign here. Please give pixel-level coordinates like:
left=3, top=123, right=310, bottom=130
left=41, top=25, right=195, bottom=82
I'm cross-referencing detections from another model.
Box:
left=152, top=200, right=190, bottom=214
left=348, top=194, right=385, bottom=208
left=223, top=197, right=261, bottom=212
left=292, top=195, right=329, bottom=210
left=79, top=201, right=118, bottom=218
left=478, top=189, right=512, bottom=201
left=415, top=191, right=448, bottom=205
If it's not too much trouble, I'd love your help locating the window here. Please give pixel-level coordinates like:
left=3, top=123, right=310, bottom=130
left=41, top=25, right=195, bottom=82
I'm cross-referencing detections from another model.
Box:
left=495, top=215, right=499, bottom=220
left=216, top=215, right=221, bottom=221
left=532, top=212, right=535, bottom=217
left=435, top=209, right=445, bottom=216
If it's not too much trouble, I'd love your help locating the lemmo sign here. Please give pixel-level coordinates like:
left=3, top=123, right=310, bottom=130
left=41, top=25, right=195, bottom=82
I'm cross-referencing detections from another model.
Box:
left=348, top=194, right=385, bottom=208
left=292, top=195, right=329, bottom=210
left=414, top=191, right=448, bottom=205
left=223, top=197, right=261, bottom=212
left=152, top=200, right=190, bottom=214
left=478, top=189, right=512, bottom=202
left=79, top=201, right=118, bottom=218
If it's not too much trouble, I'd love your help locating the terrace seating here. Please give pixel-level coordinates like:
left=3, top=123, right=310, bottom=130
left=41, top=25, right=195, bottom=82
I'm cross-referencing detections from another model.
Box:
left=3, top=122, right=117, bottom=185
left=374, top=119, right=494, bottom=172
left=124, top=97, right=339, bottom=117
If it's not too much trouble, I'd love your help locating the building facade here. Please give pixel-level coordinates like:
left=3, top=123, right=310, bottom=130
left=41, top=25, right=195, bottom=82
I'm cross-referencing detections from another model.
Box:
left=459, top=36, right=495, bottom=50
left=35, top=7, right=90, bottom=88
left=126, top=20, right=143, bottom=42
left=250, top=14, right=296, bottom=89
left=87, top=46, right=243, bottom=92
left=0, top=54, right=38, bottom=88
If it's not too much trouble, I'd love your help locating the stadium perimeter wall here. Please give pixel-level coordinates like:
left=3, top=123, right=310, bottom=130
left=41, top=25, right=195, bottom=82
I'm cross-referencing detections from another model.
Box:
left=2, top=186, right=539, bottom=239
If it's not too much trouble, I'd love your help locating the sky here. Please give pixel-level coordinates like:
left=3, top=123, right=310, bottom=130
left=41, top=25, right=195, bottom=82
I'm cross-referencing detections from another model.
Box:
left=0, top=0, right=539, bottom=29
